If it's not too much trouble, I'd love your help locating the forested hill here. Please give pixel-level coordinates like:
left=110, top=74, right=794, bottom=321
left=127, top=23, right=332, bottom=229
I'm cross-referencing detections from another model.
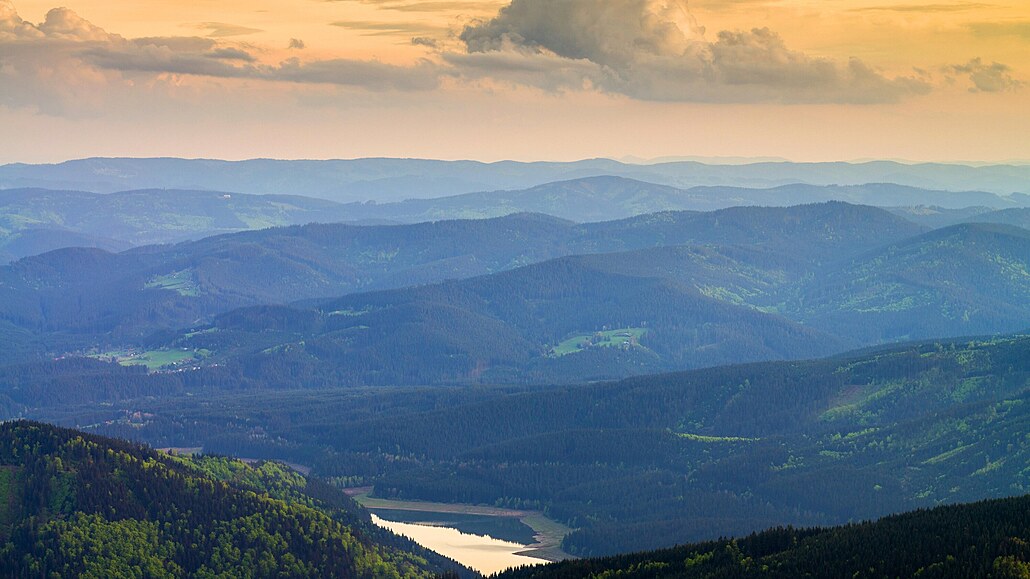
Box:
left=0, top=187, right=359, bottom=263
left=154, top=218, right=1030, bottom=387
left=795, top=222, right=1030, bottom=343
left=0, top=421, right=468, bottom=578
left=56, top=334, right=1030, bottom=558
left=1, top=179, right=1011, bottom=263
left=172, top=254, right=845, bottom=386
left=0, top=202, right=922, bottom=362
left=338, top=177, right=1019, bottom=224
left=494, top=494, right=1030, bottom=578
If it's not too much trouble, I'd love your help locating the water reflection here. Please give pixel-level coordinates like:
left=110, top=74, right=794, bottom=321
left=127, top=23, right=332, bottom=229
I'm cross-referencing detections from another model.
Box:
left=371, top=514, right=546, bottom=575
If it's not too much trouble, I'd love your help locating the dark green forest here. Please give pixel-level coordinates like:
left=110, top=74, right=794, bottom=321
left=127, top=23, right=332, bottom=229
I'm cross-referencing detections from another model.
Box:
left=495, top=494, right=1030, bottom=578
left=0, top=421, right=469, bottom=578
left=17, top=334, right=1029, bottom=557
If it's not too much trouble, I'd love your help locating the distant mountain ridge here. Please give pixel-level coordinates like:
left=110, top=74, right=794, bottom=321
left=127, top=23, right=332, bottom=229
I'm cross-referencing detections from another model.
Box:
left=3, top=157, right=1029, bottom=202
left=333, top=177, right=1023, bottom=223
left=5, top=176, right=1023, bottom=263
left=0, top=187, right=360, bottom=262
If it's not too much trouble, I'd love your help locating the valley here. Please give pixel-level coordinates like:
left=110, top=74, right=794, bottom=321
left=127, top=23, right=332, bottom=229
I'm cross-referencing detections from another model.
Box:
left=1, top=159, right=1029, bottom=576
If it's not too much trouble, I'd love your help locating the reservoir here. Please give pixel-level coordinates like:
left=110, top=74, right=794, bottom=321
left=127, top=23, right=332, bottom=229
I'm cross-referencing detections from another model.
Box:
left=371, top=513, right=547, bottom=575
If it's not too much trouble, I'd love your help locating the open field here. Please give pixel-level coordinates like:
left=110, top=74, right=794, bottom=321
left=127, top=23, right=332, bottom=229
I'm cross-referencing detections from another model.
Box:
left=144, top=270, right=200, bottom=296
left=88, top=348, right=201, bottom=370
left=550, top=327, right=646, bottom=356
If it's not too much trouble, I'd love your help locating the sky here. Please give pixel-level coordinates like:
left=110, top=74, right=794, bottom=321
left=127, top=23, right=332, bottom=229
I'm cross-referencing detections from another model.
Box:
left=1, top=0, right=1028, bottom=164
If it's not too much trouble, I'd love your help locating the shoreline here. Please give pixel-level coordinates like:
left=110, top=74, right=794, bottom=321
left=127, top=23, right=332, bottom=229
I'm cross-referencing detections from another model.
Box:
left=349, top=489, right=575, bottom=562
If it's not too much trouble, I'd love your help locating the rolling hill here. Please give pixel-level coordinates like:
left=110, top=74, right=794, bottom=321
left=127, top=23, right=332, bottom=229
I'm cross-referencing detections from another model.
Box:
left=495, top=493, right=1030, bottom=578
left=186, top=255, right=843, bottom=386
left=134, top=217, right=1030, bottom=387
left=888, top=205, right=1030, bottom=230
left=0, top=187, right=360, bottom=262
left=31, top=334, right=1030, bottom=557
left=5, top=203, right=1030, bottom=384
left=0, top=203, right=924, bottom=363
left=0, top=420, right=468, bottom=577
left=4, top=177, right=1003, bottom=266
left=795, top=223, right=1030, bottom=342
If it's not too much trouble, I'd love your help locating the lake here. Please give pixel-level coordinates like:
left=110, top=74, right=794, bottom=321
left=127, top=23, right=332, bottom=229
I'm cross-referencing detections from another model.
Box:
left=370, top=512, right=549, bottom=575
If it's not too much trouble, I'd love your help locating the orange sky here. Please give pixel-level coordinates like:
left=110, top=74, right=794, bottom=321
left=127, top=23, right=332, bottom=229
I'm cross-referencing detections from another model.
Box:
left=2, top=0, right=1028, bottom=163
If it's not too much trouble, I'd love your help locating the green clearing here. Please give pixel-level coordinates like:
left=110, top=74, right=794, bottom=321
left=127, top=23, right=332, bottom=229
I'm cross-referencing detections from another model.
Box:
left=550, top=327, right=646, bottom=357
left=89, top=348, right=203, bottom=370
left=144, top=269, right=200, bottom=296
left=675, top=432, right=759, bottom=443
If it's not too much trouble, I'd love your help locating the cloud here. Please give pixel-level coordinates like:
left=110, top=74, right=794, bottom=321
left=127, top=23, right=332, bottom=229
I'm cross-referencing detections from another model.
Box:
left=0, top=0, right=442, bottom=116
left=83, top=42, right=441, bottom=90
left=968, top=21, right=1030, bottom=40
left=411, top=36, right=439, bottom=48
left=288, top=38, right=306, bottom=49
left=456, top=0, right=931, bottom=104
left=324, top=0, right=501, bottom=12
left=206, top=47, right=256, bottom=62
left=852, top=3, right=993, bottom=12
left=196, top=22, right=263, bottom=38
left=947, top=58, right=1022, bottom=92
left=329, top=19, right=446, bottom=36
left=1, top=1, right=112, bottom=41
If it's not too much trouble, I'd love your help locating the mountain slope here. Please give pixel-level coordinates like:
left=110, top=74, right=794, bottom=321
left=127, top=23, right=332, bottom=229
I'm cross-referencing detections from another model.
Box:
left=0, top=420, right=467, bottom=577
left=0, top=187, right=360, bottom=262
left=1, top=179, right=957, bottom=265
left=495, top=494, right=1030, bottom=578
left=316, top=179, right=1021, bottom=223
left=796, top=223, right=1030, bottom=342
left=0, top=203, right=922, bottom=358
left=53, top=334, right=1030, bottom=557
left=181, top=255, right=843, bottom=386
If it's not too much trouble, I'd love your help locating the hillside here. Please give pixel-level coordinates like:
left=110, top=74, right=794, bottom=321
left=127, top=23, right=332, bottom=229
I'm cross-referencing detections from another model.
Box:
left=495, top=494, right=1030, bottom=578
left=299, top=179, right=1022, bottom=224
left=796, top=223, right=1030, bottom=342
left=0, top=203, right=922, bottom=363
left=6, top=204, right=1030, bottom=384
left=0, top=420, right=467, bottom=577
left=965, top=207, right=1030, bottom=230
left=136, top=215, right=1030, bottom=387
left=189, top=255, right=842, bottom=386
left=2, top=179, right=982, bottom=265
left=889, top=206, right=1030, bottom=229
left=0, top=187, right=358, bottom=262
left=20, top=335, right=1030, bottom=557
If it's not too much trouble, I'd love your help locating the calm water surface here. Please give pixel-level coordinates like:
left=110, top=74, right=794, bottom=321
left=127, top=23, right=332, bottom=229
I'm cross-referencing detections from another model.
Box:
left=370, top=513, right=547, bottom=575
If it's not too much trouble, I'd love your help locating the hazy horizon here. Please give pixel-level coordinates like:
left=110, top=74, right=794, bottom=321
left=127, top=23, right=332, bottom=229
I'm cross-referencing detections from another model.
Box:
left=5, top=154, right=1030, bottom=167
left=3, top=0, right=1028, bottom=164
